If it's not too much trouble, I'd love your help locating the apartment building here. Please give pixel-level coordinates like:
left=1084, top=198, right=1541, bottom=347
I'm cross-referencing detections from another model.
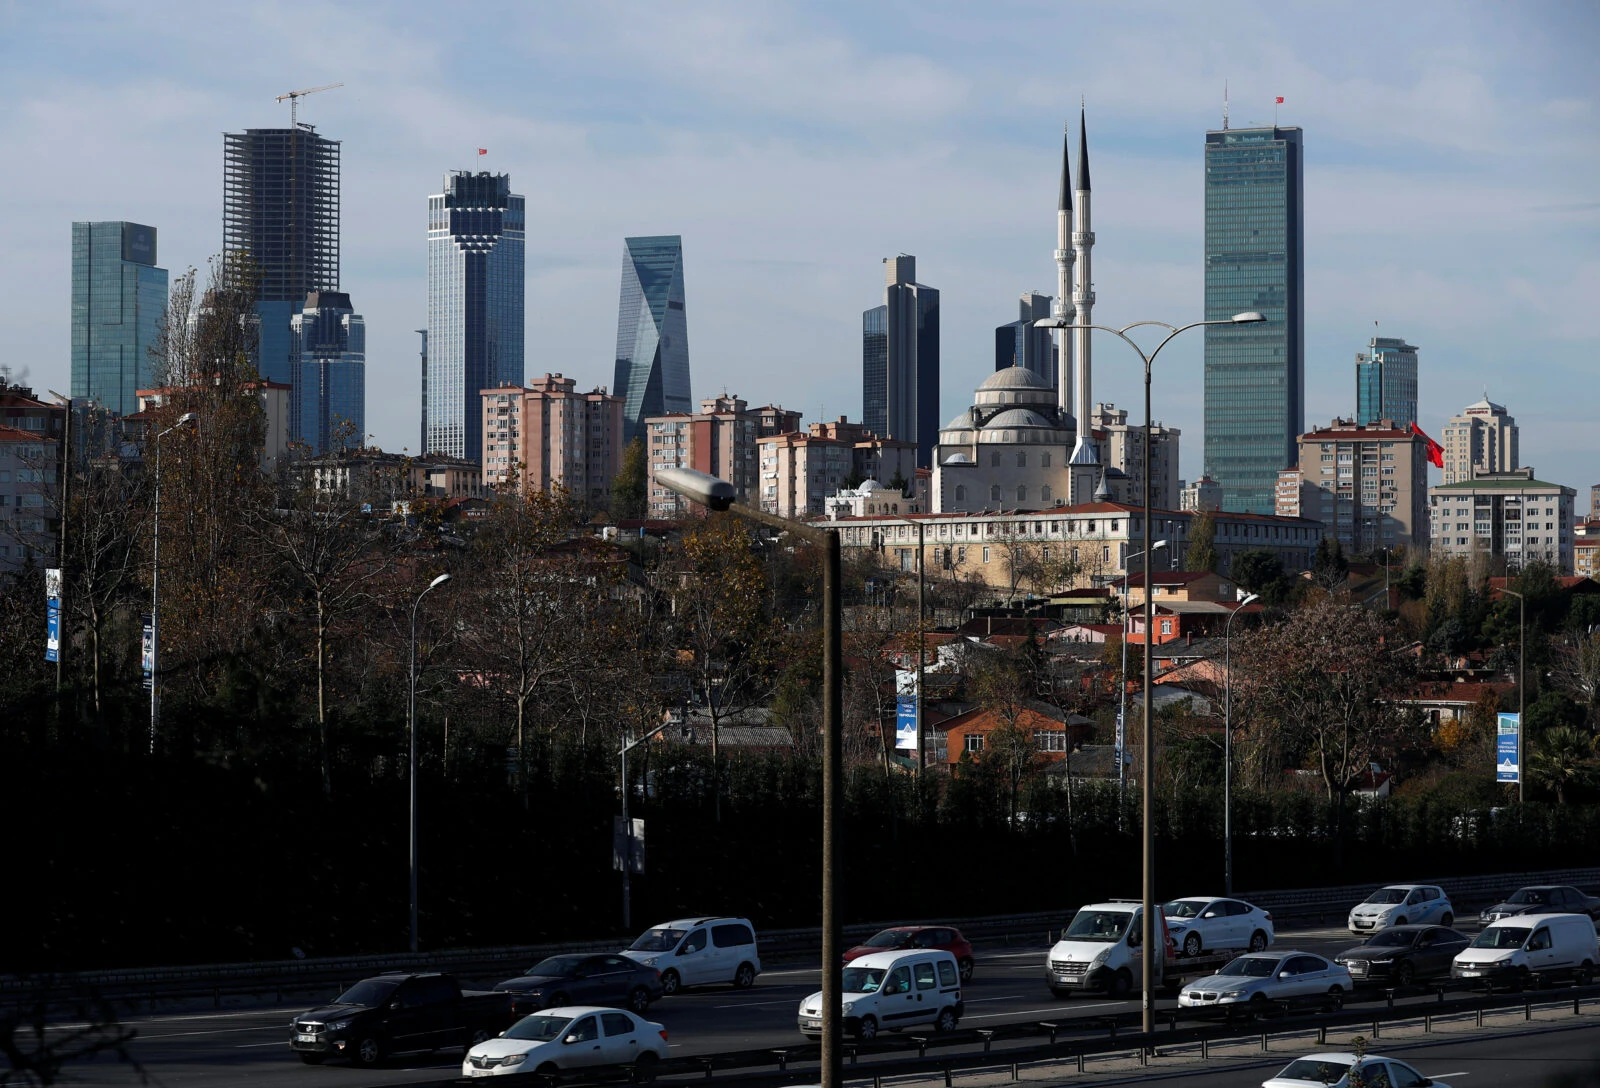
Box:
left=1295, top=419, right=1430, bottom=556
left=645, top=394, right=763, bottom=519
left=481, top=375, right=623, bottom=507
left=1430, top=468, right=1576, bottom=574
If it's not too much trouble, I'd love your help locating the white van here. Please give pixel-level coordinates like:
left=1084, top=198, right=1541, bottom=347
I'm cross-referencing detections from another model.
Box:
left=796, top=949, right=963, bottom=1041
left=620, top=917, right=761, bottom=994
left=1046, top=901, right=1170, bottom=997
left=1451, top=913, right=1598, bottom=988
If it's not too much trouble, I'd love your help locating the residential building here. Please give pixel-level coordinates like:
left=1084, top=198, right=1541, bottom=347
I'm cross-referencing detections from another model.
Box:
left=223, top=126, right=341, bottom=387
left=1440, top=395, right=1519, bottom=485
left=0, top=384, right=65, bottom=573
left=1429, top=468, right=1576, bottom=573
left=1355, top=336, right=1419, bottom=427
left=933, top=702, right=1094, bottom=768
left=1591, top=484, right=1599, bottom=519
left=754, top=404, right=802, bottom=437
left=1088, top=402, right=1180, bottom=512
left=1182, top=476, right=1224, bottom=513
left=863, top=255, right=940, bottom=468
left=1274, top=467, right=1317, bottom=519
left=1202, top=125, right=1305, bottom=515
left=1110, top=570, right=1243, bottom=610
left=1296, top=418, right=1430, bottom=555
left=70, top=221, right=168, bottom=416
left=480, top=375, right=623, bottom=508
left=758, top=431, right=853, bottom=519
left=289, top=290, right=364, bottom=454
left=994, top=291, right=1057, bottom=387
left=426, top=171, right=525, bottom=461
left=613, top=235, right=692, bottom=443
left=644, top=394, right=760, bottom=519
left=1574, top=520, right=1599, bottom=580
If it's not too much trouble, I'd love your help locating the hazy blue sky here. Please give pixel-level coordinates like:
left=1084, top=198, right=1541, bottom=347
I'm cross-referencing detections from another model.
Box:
left=3, top=1, right=1596, bottom=507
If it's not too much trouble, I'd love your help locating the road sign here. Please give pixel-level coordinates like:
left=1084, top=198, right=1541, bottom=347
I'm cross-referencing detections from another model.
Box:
left=1496, top=712, right=1520, bottom=784
left=613, top=816, right=645, bottom=874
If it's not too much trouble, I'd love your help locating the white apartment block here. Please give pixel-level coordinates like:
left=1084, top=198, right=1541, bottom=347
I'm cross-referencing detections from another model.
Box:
left=1089, top=402, right=1180, bottom=513
left=758, top=432, right=853, bottom=518
left=1441, top=396, right=1519, bottom=485
left=1429, top=468, right=1575, bottom=573
left=1295, top=419, right=1430, bottom=555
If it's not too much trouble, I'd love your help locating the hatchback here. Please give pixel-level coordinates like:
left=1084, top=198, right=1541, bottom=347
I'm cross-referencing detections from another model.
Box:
left=842, top=926, right=975, bottom=981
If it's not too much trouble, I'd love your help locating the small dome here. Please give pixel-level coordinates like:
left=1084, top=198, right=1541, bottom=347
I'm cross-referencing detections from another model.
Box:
left=944, top=410, right=976, bottom=431
left=942, top=452, right=974, bottom=464
left=983, top=408, right=1060, bottom=429
left=979, top=366, right=1052, bottom=392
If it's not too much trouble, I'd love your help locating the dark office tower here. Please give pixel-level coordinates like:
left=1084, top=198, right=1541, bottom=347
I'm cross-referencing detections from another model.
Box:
left=71, top=222, right=167, bottom=416
left=1356, top=336, right=1419, bottom=426
left=426, top=171, right=525, bottom=460
left=290, top=291, right=365, bottom=454
left=1202, top=125, right=1304, bottom=514
left=613, top=235, right=692, bottom=443
left=863, top=255, right=940, bottom=468
left=994, top=291, right=1057, bottom=386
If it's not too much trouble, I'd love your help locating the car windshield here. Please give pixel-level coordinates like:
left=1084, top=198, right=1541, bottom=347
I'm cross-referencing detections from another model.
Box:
left=1064, top=910, right=1133, bottom=942
left=1366, top=930, right=1413, bottom=947
left=1473, top=926, right=1530, bottom=949
left=1275, top=1057, right=1353, bottom=1082
left=1217, top=956, right=1279, bottom=977
left=504, top=1014, right=573, bottom=1042
left=1164, top=899, right=1210, bottom=919
left=842, top=967, right=887, bottom=994
left=525, top=956, right=587, bottom=977
left=1507, top=889, right=1547, bottom=905
left=334, top=979, right=400, bottom=1006
left=1365, top=889, right=1408, bottom=905
left=630, top=928, right=687, bottom=952
left=863, top=929, right=914, bottom=949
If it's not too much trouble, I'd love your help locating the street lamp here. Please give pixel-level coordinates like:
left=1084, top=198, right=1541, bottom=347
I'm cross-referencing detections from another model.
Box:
left=619, top=718, right=674, bottom=929
left=882, top=514, right=929, bottom=778
left=1501, top=587, right=1526, bottom=803
left=1223, top=592, right=1260, bottom=896
left=1038, top=309, right=1264, bottom=1037
left=655, top=466, right=843, bottom=1088
left=149, top=411, right=197, bottom=753
left=1118, top=541, right=1167, bottom=800
left=409, top=571, right=451, bottom=953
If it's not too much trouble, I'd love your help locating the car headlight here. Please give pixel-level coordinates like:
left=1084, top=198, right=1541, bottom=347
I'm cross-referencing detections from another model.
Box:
left=328, top=1019, right=351, bottom=1033
left=500, top=1051, right=531, bottom=1067
left=643, top=956, right=658, bottom=967
left=1089, top=949, right=1110, bottom=968
left=1221, top=989, right=1247, bottom=998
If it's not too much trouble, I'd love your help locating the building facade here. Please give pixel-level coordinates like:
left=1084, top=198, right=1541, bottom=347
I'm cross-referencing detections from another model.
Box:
left=1440, top=396, right=1519, bottom=485
left=1295, top=419, right=1430, bottom=555
left=758, top=431, right=853, bottom=519
left=480, top=375, right=623, bottom=508
left=1202, top=125, right=1305, bottom=515
left=1088, top=402, right=1180, bottom=512
left=0, top=385, right=65, bottom=574
left=289, top=290, right=364, bottom=454
left=1429, top=468, right=1575, bottom=573
left=994, top=291, right=1057, bottom=388
left=614, top=235, right=692, bottom=444
left=426, top=171, right=525, bottom=461
left=864, top=255, right=940, bottom=468
left=1356, top=336, right=1419, bottom=427
left=645, top=395, right=760, bottom=519
left=1182, top=475, right=1224, bottom=512
left=70, top=221, right=168, bottom=417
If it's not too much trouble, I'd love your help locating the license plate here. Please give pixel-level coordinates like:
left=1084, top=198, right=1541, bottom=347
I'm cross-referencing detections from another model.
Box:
left=1460, top=970, right=1479, bottom=977
left=296, top=1033, right=317, bottom=1043
left=803, top=1019, right=821, bottom=1030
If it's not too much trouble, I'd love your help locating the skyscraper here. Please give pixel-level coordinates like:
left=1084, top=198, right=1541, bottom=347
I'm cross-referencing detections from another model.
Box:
left=1202, top=125, right=1305, bottom=514
left=613, top=235, right=692, bottom=444
left=863, top=255, right=940, bottom=468
left=223, top=126, right=341, bottom=386
left=290, top=291, right=364, bottom=454
left=1441, top=395, right=1519, bottom=484
left=994, top=292, right=1057, bottom=386
left=426, top=170, right=525, bottom=460
left=1356, top=336, right=1419, bottom=426
left=70, top=221, right=167, bottom=416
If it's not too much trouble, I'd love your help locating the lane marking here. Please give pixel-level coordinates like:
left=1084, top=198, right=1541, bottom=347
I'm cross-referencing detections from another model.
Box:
left=967, top=1002, right=1123, bottom=1020
left=963, top=995, right=1024, bottom=1004
left=713, top=999, right=805, bottom=1009
left=135, top=1024, right=286, bottom=1040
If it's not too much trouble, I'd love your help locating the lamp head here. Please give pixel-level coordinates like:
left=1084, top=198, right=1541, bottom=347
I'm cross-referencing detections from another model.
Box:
left=176, top=411, right=198, bottom=428
left=1231, top=312, right=1266, bottom=324
left=655, top=466, right=735, bottom=512
left=1153, top=539, right=1169, bottom=551
left=1239, top=592, right=1260, bottom=607
left=1032, top=316, right=1072, bottom=329
left=428, top=573, right=452, bottom=591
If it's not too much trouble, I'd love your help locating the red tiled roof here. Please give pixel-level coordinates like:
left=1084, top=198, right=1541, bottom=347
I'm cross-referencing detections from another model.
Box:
left=0, top=423, right=43, bottom=441
left=1112, top=570, right=1218, bottom=588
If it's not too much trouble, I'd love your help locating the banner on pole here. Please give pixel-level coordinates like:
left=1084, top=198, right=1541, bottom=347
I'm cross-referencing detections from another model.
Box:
left=1115, top=708, right=1125, bottom=769
left=141, top=614, right=155, bottom=692
left=1496, top=712, right=1520, bottom=783
left=612, top=816, right=645, bottom=874
left=895, top=696, right=918, bottom=751
left=45, top=567, right=62, bottom=663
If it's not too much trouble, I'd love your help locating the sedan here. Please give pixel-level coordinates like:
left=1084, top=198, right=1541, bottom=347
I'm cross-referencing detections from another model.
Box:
left=495, top=955, right=663, bottom=1017
left=1335, top=925, right=1470, bottom=987
left=1178, top=952, right=1352, bottom=1018
left=463, top=1007, right=667, bottom=1079
left=1480, top=885, right=1600, bottom=924
left=1163, top=897, right=1275, bottom=957
left=842, top=926, right=975, bottom=982
left=1264, top=1051, right=1450, bottom=1087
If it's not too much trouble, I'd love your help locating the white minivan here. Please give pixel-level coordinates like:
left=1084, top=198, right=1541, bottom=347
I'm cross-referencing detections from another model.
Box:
left=1452, top=913, right=1598, bottom=989
left=621, top=917, right=761, bottom=994
left=797, top=949, right=963, bottom=1041
left=1046, top=901, right=1170, bottom=998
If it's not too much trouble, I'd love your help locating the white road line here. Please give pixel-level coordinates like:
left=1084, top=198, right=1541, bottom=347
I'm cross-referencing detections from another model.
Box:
left=236, top=1041, right=292, bottom=1048
left=966, top=1002, right=1122, bottom=1019
left=713, top=999, right=803, bottom=1009
left=137, top=1024, right=286, bottom=1040
left=962, top=995, right=1024, bottom=1004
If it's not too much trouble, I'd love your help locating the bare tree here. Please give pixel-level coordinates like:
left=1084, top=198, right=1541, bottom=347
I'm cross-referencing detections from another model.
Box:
left=64, top=456, right=149, bottom=721
left=1, top=978, right=145, bottom=1085
left=1551, top=629, right=1600, bottom=730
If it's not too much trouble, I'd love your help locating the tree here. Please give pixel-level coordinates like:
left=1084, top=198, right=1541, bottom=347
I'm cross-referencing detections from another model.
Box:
left=972, top=650, right=1036, bottom=824
left=1551, top=629, right=1600, bottom=729
left=1232, top=549, right=1293, bottom=606
left=1185, top=510, right=1219, bottom=573
left=1528, top=725, right=1597, bottom=804
left=990, top=523, right=1080, bottom=607
left=1310, top=537, right=1349, bottom=592
left=63, top=455, right=149, bottom=722
left=610, top=437, right=647, bottom=519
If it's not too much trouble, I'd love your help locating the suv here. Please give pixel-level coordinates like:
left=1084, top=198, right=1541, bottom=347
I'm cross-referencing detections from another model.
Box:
left=1347, top=885, right=1453, bottom=935
left=620, top=917, right=760, bottom=994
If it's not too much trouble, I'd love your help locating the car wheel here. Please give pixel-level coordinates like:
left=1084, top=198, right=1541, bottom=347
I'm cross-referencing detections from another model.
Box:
left=297, top=1052, right=327, bottom=1065
left=1246, top=994, right=1269, bottom=1022
left=1394, top=916, right=1408, bottom=927
left=856, top=1015, right=878, bottom=1041
left=1249, top=930, right=1269, bottom=952
left=632, top=1052, right=659, bottom=1084
left=628, top=986, right=652, bottom=1013
left=1183, top=932, right=1202, bottom=958
left=1326, top=985, right=1344, bottom=1012
left=1575, top=961, right=1595, bottom=987
left=934, top=1007, right=958, bottom=1033
left=536, top=1061, right=560, bottom=1076
left=1108, top=969, right=1132, bottom=999
left=959, top=957, right=974, bottom=983
left=733, top=962, right=756, bottom=989
left=1441, top=912, right=1454, bottom=928
left=659, top=970, right=681, bottom=996
left=1394, top=961, right=1416, bottom=987
left=353, top=1036, right=384, bottom=1066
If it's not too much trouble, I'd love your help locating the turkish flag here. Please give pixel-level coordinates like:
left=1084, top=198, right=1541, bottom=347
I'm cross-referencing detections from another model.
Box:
left=1275, top=96, right=1285, bottom=104
left=477, top=148, right=488, bottom=156
left=1410, top=422, right=1444, bottom=468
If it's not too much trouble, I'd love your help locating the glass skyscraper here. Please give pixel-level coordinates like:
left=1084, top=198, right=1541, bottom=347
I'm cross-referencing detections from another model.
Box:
left=1356, top=336, right=1419, bottom=426
left=290, top=291, right=365, bottom=454
left=863, top=255, right=940, bottom=468
left=994, top=291, right=1057, bottom=387
left=613, top=235, right=692, bottom=443
left=426, top=171, right=525, bottom=460
left=71, top=222, right=167, bottom=416
left=1202, top=126, right=1304, bottom=515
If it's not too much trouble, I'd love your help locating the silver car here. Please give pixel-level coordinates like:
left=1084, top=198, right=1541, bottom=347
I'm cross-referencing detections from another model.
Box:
left=1178, top=951, right=1352, bottom=1018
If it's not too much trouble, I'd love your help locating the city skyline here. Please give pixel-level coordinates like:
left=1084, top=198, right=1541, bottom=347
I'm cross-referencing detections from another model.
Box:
left=2, top=2, right=1595, bottom=504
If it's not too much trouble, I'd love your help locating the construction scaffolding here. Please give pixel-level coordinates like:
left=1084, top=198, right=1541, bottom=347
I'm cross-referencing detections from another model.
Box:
left=222, top=126, right=341, bottom=303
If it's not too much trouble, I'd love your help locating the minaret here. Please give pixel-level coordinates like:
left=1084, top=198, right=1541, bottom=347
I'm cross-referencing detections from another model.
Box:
left=1054, top=123, right=1076, bottom=420
left=1070, top=106, right=1098, bottom=469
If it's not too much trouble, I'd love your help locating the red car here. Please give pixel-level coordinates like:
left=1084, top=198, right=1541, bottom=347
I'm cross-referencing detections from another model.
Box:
left=842, top=926, right=975, bottom=981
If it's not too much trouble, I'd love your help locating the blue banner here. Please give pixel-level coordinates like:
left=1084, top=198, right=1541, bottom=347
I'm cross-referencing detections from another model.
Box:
left=46, top=598, right=60, bottom=663
left=1496, top=712, right=1520, bottom=783
left=896, top=695, right=918, bottom=751
left=141, top=614, right=155, bottom=692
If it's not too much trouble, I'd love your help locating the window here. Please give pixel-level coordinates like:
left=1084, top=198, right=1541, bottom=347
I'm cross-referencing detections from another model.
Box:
left=956, top=546, right=966, bottom=563
left=682, top=929, right=708, bottom=953
left=1016, top=486, right=1027, bottom=501
left=981, top=546, right=990, bottom=563
left=567, top=1016, right=600, bottom=1042
left=1160, top=620, right=1173, bottom=635
left=914, top=962, right=937, bottom=989
left=1041, top=485, right=1052, bottom=502
left=990, top=485, right=1001, bottom=501
left=1041, top=453, right=1052, bottom=468
left=712, top=923, right=754, bottom=948
left=965, top=734, right=985, bottom=753
left=937, top=960, right=958, bottom=987
left=1016, top=452, right=1026, bottom=467
left=991, top=451, right=1001, bottom=467
left=954, top=485, right=966, bottom=501
left=881, top=968, right=912, bottom=995
left=601, top=1013, right=635, bottom=1037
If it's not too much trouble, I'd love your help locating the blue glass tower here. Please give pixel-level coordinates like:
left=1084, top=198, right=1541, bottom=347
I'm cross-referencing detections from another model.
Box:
left=613, top=236, right=692, bottom=442
left=290, top=291, right=365, bottom=453
left=70, top=222, right=167, bottom=416
left=1355, top=336, right=1419, bottom=426
left=863, top=255, right=940, bottom=467
left=426, top=171, right=525, bottom=460
left=1202, top=125, right=1304, bottom=514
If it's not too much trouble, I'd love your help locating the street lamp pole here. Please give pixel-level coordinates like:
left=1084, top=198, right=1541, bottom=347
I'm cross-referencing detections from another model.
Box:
left=1223, top=592, right=1260, bottom=896
left=1118, top=541, right=1167, bottom=803
left=149, top=412, right=197, bottom=754
left=1038, top=310, right=1264, bottom=1037
left=1502, top=587, right=1526, bottom=803
left=409, top=572, right=451, bottom=953
left=619, top=718, right=674, bottom=929
left=655, top=467, right=843, bottom=1088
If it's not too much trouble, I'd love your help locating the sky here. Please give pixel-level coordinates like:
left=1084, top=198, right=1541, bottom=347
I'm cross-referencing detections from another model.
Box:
left=2, top=1, right=1597, bottom=510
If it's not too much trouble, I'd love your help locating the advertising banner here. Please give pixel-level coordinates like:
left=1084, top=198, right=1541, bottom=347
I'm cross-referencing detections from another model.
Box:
left=45, top=567, right=62, bottom=663
left=1496, top=712, right=1520, bottom=784
left=896, top=696, right=918, bottom=751
left=141, top=614, right=155, bottom=692
left=1115, top=708, right=1125, bottom=770
left=612, top=816, right=645, bottom=874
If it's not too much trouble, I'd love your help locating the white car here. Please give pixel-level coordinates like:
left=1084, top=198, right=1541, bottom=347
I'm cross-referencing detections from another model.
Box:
left=1348, top=885, right=1454, bottom=935
left=462, top=1007, right=667, bottom=1079
left=621, top=916, right=761, bottom=994
left=1264, top=1050, right=1450, bottom=1087
left=1178, top=951, right=1352, bottom=1017
left=1163, top=896, right=1275, bottom=957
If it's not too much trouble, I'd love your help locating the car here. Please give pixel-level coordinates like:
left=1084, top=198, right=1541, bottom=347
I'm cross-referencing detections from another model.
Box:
left=798, top=949, right=963, bottom=1040
left=495, top=954, right=663, bottom=1017
left=842, top=926, right=975, bottom=981
left=1334, top=925, right=1470, bottom=987
left=620, top=916, right=761, bottom=994
left=1162, top=896, right=1275, bottom=958
left=1480, top=885, right=1600, bottom=924
left=1263, top=1050, right=1451, bottom=1087
left=462, top=1006, right=668, bottom=1079
left=290, top=973, right=513, bottom=1066
left=1453, top=913, right=1600, bottom=989
left=1046, top=900, right=1175, bottom=997
left=1347, top=885, right=1454, bottom=935
left=1178, top=951, right=1352, bottom=1018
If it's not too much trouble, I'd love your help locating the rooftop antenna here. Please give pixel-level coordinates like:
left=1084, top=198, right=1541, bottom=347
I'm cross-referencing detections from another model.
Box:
left=276, top=82, right=343, bottom=128
left=1223, top=80, right=1229, bottom=130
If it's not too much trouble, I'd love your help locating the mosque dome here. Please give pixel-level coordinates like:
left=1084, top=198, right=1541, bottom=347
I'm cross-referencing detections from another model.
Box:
left=977, top=407, right=1073, bottom=444
left=974, top=366, right=1057, bottom=409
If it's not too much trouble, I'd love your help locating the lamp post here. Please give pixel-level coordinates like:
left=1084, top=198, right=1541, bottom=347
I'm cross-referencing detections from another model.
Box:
left=619, top=718, right=674, bottom=928
left=1039, top=310, right=1264, bottom=1036
left=409, top=572, right=451, bottom=953
left=883, top=514, right=928, bottom=776
left=1118, top=541, right=1167, bottom=800
left=1223, top=591, right=1260, bottom=896
left=149, top=411, right=197, bottom=754
left=48, top=390, right=72, bottom=700
left=1501, top=587, right=1525, bottom=803
left=656, top=466, right=843, bottom=1088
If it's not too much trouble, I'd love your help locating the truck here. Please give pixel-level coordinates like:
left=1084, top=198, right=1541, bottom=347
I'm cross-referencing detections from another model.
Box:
left=289, top=972, right=515, bottom=1066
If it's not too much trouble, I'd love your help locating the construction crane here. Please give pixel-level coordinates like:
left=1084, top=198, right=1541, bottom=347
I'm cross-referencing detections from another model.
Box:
left=276, top=82, right=343, bottom=127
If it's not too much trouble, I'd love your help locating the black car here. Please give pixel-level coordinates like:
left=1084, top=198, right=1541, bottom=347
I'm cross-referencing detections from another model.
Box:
left=495, top=953, right=664, bottom=1016
left=1334, top=924, right=1470, bottom=987
left=290, top=972, right=512, bottom=1066
left=1480, top=885, right=1600, bottom=924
